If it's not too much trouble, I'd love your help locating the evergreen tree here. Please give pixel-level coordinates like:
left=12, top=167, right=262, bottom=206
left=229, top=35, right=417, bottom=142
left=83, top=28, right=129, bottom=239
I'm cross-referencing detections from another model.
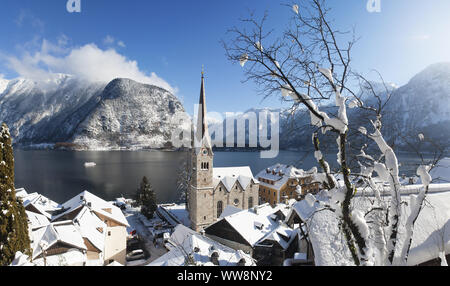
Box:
left=136, top=176, right=157, bottom=219
left=0, top=123, right=31, bottom=265
left=176, top=160, right=192, bottom=206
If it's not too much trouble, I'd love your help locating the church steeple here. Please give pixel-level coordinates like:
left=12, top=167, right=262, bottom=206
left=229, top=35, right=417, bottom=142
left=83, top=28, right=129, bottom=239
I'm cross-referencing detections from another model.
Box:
left=195, top=67, right=212, bottom=151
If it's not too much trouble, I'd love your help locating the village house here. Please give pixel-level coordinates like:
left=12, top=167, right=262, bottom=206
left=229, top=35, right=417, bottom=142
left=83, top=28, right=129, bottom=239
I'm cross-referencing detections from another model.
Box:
left=52, top=191, right=130, bottom=265
left=256, top=164, right=321, bottom=206
left=148, top=224, right=255, bottom=266
left=20, top=191, right=61, bottom=220
left=204, top=202, right=299, bottom=265
left=16, top=189, right=129, bottom=266
left=187, top=71, right=259, bottom=232
left=29, top=221, right=88, bottom=266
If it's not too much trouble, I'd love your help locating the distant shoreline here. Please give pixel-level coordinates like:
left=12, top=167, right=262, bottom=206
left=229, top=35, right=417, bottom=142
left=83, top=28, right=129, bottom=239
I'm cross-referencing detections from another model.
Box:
left=13, top=144, right=448, bottom=158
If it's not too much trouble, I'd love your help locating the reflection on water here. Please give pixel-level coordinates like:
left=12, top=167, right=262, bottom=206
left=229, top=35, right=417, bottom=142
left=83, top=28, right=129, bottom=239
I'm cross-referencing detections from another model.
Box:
left=13, top=150, right=431, bottom=204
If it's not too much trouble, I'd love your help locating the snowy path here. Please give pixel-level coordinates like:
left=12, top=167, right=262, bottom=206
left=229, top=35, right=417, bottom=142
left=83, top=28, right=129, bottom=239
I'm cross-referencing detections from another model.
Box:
left=125, top=211, right=168, bottom=266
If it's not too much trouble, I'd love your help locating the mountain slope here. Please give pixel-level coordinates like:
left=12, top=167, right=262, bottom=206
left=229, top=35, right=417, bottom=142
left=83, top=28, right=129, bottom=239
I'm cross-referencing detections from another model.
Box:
left=0, top=77, right=186, bottom=150
left=0, top=75, right=105, bottom=145
left=72, top=78, right=186, bottom=150
left=210, top=63, right=450, bottom=151
left=0, top=78, right=9, bottom=95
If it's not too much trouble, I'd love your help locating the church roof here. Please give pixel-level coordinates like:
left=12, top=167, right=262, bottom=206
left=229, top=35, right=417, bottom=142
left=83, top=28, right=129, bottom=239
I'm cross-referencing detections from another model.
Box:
left=213, top=166, right=258, bottom=192
left=194, top=71, right=212, bottom=153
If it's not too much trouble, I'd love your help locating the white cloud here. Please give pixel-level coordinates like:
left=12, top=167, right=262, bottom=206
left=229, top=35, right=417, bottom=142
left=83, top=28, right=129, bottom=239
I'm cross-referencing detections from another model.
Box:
left=103, top=35, right=115, bottom=45
left=103, top=35, right=126, bottom=49
left=3, top=38, right=176, bottom=94
left=15, top=10, right=44, bottom=32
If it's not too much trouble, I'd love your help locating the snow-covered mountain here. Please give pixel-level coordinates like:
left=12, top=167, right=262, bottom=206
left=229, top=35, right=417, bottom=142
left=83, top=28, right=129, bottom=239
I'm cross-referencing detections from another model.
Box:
left=0, top=78, right=9, bottom=95
left=210, top=63, right=450, bottom=151
left=0, top=76, right=186, bottom=150
left=384, top=62, right=450, bottom=145
left=72, top=78, right=186, bottom=150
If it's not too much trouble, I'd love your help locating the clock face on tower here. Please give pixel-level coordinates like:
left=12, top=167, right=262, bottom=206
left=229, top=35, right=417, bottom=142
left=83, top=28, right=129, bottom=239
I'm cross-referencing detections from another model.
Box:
left=202, top=149, right=208, bottom=155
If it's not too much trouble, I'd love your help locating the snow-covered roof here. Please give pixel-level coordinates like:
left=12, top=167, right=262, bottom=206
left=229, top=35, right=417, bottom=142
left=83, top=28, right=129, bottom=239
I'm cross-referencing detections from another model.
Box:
left=159, top=204, right=191, bottom=227
left=15, top=188, right=28, bottom=199
left=107, top=261, right=124, bottom=266
left=430, top=157, right=450, bottom=183
left=148, top=224, right=255, bottom=266
left=353, top=183, right=450, bottom=197
left=255, top=224, right=297, bottom=250
left=26, top=210, right=50, bottom=230
left=255, top=163, right=311, bottom=191
left=291, top=197, right=355, bottom=266
left=33, top=249, right=87, bottom=266
left=23, top=192, right=60, bottom=219
left=10, top=252, right=34, bottom=266
left=73, top=207, right=107, bottom=252
left=291, top=187, right=450, bottom=266
left=219, top=205, right=242, bottom=219
left=218, top=203, right=292, bottom=247
left=52, top=191, right=129, bottom=227
left=31, top=221, right=87, bottom=260
left=11, top=250, right=87, bottom=266
left=213, top=166, right=257, bottom=192
left=393, top=191, right=450, bottom=265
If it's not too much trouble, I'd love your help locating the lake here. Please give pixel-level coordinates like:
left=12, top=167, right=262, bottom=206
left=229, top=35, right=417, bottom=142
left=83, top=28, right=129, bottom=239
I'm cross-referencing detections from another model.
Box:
left=13, top=149, right=433, bottom=204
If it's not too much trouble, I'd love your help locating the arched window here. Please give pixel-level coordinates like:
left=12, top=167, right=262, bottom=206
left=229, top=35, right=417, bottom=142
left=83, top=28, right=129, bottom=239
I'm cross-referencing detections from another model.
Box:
left=217, top=201, right=223, bottom=218
left=248, top=197, right=254, bottom=209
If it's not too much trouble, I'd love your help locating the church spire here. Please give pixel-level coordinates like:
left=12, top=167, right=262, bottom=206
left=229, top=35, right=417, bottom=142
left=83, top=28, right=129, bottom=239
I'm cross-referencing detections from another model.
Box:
left=195, top=67, right=211, bottom=149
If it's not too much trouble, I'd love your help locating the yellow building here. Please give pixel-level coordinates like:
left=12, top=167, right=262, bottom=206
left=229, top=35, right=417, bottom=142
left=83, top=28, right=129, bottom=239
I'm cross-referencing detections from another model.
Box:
left=256, top=164, right=320, bottom=206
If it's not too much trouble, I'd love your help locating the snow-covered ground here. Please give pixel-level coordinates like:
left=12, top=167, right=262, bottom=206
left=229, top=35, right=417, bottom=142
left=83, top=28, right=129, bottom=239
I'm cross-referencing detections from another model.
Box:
left=158, top=203, right=191, bottom=227
left=123, top=206, right=169, bottom=265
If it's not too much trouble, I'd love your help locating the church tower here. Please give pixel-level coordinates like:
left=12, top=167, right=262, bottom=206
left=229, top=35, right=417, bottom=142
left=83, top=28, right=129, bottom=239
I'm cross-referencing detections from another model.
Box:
left=188, top=69, right=215, bottom=231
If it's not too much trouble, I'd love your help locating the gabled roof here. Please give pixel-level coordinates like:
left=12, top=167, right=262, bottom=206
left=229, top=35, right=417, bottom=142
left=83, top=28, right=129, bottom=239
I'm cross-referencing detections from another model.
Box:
left=211, top=204, right=290, bottom=247
left=31, top=221, right=87, bottom=259
left=52, top=191, right=129, bottom=227
left=213, top=166, right=258, bottom=192
left=149, top=224, right=255, bottom=266
left=255, top=225, right=297, bottom=250
left=73, top=207, right=107, bottom=252
left=26, top=210, right=50, bottom=231
left=256, top=163, right=316, bottom=191
left=23, top=193, right=60, bottom=219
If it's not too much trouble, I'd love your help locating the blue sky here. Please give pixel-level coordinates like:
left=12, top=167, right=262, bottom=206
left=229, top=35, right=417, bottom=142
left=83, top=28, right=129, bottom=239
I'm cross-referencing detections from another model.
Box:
left=1, top=0, right=450, bottom=114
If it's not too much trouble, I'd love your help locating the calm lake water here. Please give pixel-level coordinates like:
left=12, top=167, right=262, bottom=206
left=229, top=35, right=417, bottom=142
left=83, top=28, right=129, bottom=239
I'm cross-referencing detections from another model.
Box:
left=13, top=149, right=433, bottom=204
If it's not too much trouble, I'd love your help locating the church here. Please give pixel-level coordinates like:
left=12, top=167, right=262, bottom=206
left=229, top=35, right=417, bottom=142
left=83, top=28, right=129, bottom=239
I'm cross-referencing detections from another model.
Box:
left=187, top=71, right=260, bottom=232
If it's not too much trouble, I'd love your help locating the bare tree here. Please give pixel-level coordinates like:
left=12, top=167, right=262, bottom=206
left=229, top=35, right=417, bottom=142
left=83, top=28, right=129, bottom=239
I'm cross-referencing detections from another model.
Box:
left=223, top=0, right=443, bottom=266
